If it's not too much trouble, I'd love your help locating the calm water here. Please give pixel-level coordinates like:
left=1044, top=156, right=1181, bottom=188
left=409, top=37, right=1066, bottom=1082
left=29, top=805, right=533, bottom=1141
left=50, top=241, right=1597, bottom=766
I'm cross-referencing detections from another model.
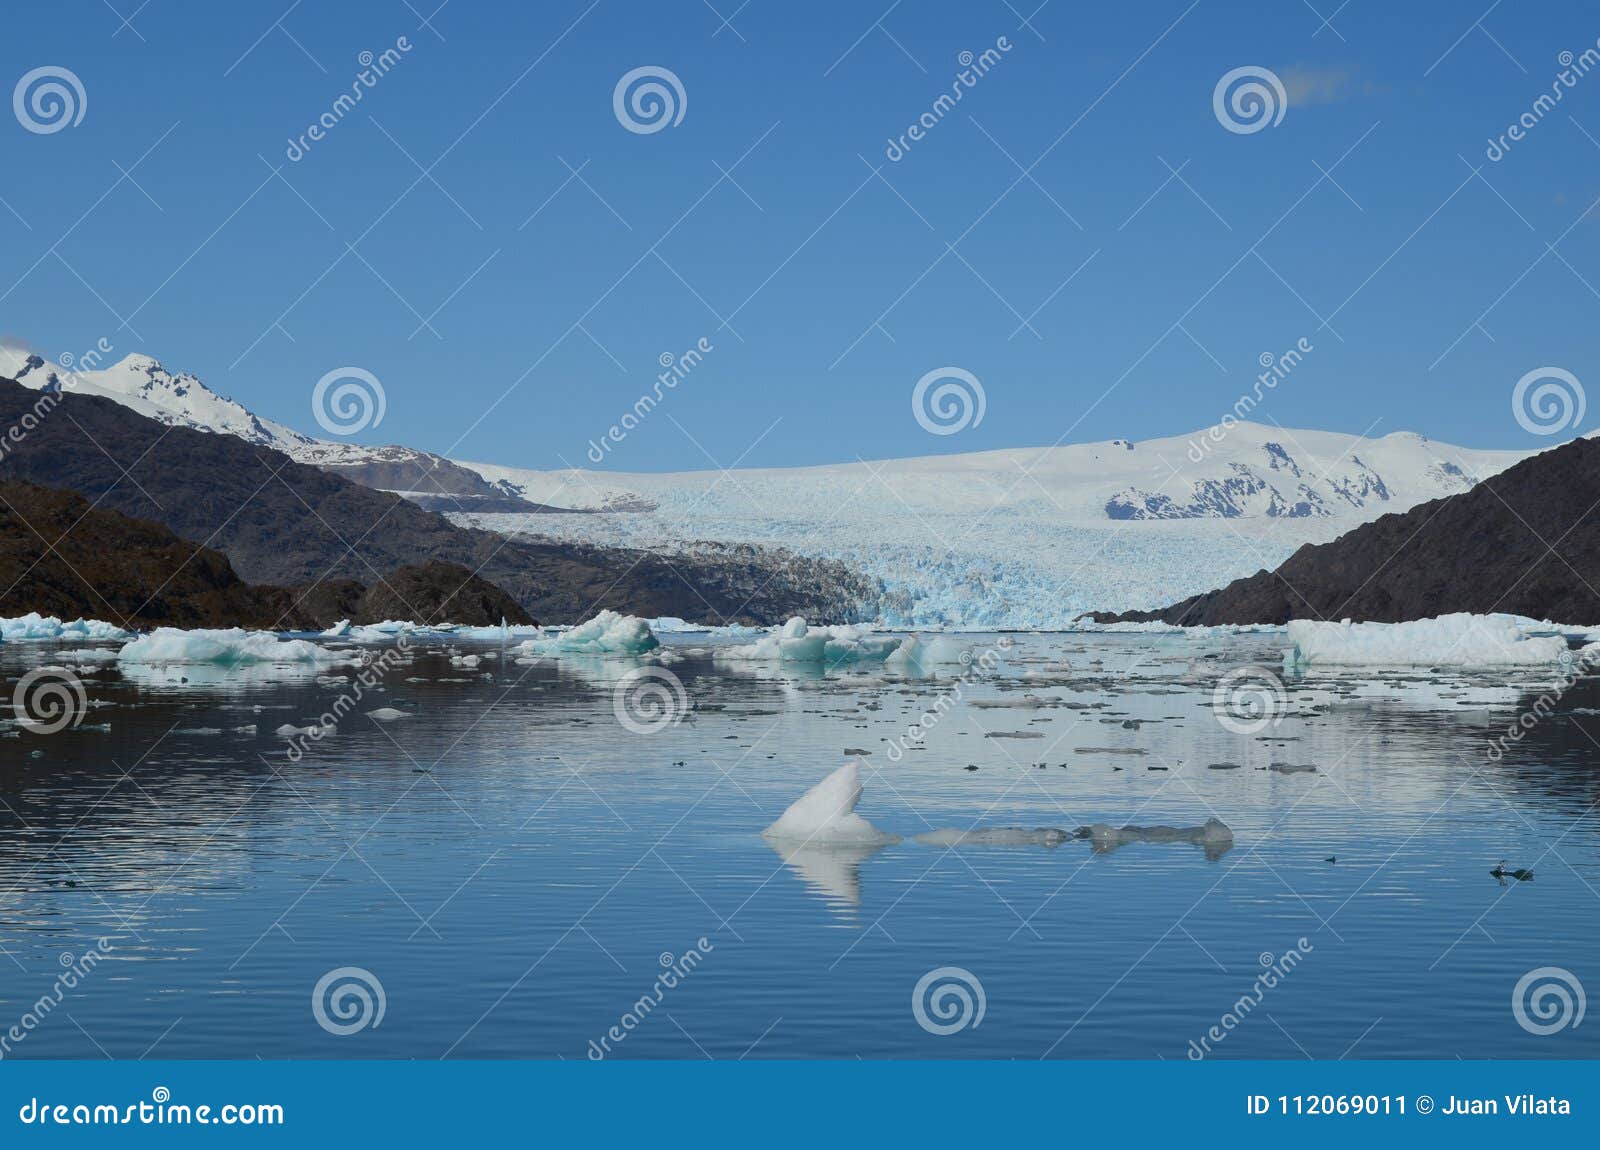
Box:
left=1, top=630, right=1597, bottom=1060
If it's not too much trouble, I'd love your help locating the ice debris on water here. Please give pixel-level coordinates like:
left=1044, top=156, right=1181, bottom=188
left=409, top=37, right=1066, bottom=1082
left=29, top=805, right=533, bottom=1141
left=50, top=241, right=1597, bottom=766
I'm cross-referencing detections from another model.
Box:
left=117, top=628, right=348, bottom=666
left=1284, top=613, right=1577, bottom=668
left=1, top=613, right=131, bottom=642
left=514, top=610, right=660, bottom=656
left=719, top=617, right=910, bottom=663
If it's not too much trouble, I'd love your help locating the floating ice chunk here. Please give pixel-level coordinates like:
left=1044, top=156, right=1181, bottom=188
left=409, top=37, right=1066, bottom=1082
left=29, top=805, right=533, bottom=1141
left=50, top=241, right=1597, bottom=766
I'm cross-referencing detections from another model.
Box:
left=1, top=613, right=131, bottom=642
left=720, top=617, right=909, bottom=663
left=366, top=707, right=409, bottom=721
left=55, top=647, right=122, bottom=662
left=969, top=694, right=1059, bottom=709
left=275, top=722, right=331, bottom=738
left=321, top=620, right=353, bottom=637
left=763, top=761, right=899, bottom=845
left=451, top=623, right=544, bottom=641
left=450, top=653, right=481, bottom=668
left=1286, top=614, right=1572, bottom=667
left=1071, top=619, right=1285, bottom=635
left=515, top=610, right=660, bottom=656
left=118, top=628, right=347, bottom=666
left=1077, top=818, right=1234, bottom=858
left=915, top=827, right=1070, bottom=848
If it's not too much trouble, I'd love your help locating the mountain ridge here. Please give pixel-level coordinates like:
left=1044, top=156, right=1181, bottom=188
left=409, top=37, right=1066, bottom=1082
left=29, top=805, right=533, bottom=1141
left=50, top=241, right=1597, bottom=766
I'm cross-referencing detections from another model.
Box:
left=1091, top=433, right=1600, bottom=626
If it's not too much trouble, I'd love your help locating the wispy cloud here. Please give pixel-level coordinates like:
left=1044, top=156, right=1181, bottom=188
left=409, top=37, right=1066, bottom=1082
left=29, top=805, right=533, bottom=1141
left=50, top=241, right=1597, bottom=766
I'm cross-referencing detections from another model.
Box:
left=1278, top=64, right=1359, bottom=106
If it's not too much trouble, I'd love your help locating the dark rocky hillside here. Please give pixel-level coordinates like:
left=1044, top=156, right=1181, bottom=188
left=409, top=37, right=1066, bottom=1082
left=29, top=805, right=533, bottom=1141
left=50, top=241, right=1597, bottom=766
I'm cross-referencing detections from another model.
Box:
left=0, top=481, right=530, bottom=628
left=1091, top=435, right=1599, bottom=626
left=0, top=378, right=871, bottom=624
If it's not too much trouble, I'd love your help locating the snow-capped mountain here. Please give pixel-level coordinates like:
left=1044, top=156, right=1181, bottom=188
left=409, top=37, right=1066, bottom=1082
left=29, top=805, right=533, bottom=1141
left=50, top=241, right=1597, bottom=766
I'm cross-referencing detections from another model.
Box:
left=462, top=425, right=1516, bottom=525
left=0, top=342, right=1534, bottom=626
left=1, top=343, right=320, bottom=454
left=0, top=342, right=542, bottom=510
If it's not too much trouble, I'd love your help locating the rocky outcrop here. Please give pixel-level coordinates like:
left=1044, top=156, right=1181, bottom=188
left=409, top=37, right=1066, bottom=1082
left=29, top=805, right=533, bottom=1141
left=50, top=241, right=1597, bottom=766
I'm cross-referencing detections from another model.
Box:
left=0, top=480, right=534, bottom=628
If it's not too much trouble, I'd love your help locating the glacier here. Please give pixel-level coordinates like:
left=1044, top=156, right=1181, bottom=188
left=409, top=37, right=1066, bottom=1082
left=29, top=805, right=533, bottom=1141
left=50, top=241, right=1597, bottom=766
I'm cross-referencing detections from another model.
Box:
left=456, top=425, right=1529, bottom=629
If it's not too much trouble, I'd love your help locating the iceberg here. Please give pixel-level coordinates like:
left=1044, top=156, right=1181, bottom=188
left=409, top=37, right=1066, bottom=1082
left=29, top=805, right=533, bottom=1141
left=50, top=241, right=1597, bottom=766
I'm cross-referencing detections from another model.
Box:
left=514, top=610, right=660, bottom=656
left=719, top=617, right=909, bottom=663
left=763, top=761, right=899, bottom=845
left=1286, top=614, right=1573, bottom=668
left=117, top=628, right=347, bottom=666
left=1, top=613, right=131, bottom=642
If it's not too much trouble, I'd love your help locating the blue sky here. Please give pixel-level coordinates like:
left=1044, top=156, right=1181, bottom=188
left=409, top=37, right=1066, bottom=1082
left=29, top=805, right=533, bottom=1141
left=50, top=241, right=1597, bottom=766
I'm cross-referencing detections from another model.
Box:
left=5, top=0, right=1600, bottom=470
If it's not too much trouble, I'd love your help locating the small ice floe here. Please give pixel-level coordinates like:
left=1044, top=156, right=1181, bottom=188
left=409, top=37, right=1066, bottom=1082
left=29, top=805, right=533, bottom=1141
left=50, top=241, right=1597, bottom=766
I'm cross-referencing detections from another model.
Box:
left=1285, top=614, right=1574, bottom=668
left=1076, top=818, right=1234, bottom=859
left=117, top=628, right=347, bottom=666
left=54, top=647, right=122, bottom=662
left=985, top=730, right=1045, bottom=739
left=720, top=617, right=909, bottom=664
left=1267, top=762, right=1318, bottom=774
left=450, top=654, right=481, bottom=668
left=763, top=761, right=898, bottom=845
left=1, top=613, right=131, bottom=642
left=969, top=695, right=1058, bottom=709
left=514, top=610, right=660, bottom=656
left=645, top=616, right=703, bottom=634
left=275, top=722, right=332, bottom=738
left=366, top=707, right=409, bottom=721
left=915, top=827, right=1071, bottom=848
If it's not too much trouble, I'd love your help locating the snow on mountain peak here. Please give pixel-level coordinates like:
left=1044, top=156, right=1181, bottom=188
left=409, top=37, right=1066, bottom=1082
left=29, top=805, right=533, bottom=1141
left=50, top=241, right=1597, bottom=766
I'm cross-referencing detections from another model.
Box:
left=6, top=342, right=318, bottom=454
